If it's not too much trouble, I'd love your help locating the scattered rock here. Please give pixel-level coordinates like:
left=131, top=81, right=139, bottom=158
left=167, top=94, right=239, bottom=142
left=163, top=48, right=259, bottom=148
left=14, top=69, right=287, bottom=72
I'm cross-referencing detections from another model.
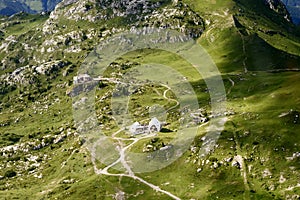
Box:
left=279, top=110, right=299, bottom=124
left=262, top=168, right=272, bottom=178
left=279, top=174, right=286, bottom=183
left=62, top=178, right=75, bottom=184
left=232, top=155, right=243, bottom=169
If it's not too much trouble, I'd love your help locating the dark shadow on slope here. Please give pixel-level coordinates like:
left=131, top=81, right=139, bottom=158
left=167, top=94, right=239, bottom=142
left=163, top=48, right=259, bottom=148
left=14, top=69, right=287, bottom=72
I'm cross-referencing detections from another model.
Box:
left=245, top=34, right=300, bottom=71
left=233, top=0, right=292, bottom=30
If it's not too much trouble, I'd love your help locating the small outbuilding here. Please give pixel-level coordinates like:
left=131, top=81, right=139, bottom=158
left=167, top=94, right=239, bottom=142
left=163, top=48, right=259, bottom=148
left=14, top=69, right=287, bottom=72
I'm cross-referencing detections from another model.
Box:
left=73, top=74, right=93, bottom=84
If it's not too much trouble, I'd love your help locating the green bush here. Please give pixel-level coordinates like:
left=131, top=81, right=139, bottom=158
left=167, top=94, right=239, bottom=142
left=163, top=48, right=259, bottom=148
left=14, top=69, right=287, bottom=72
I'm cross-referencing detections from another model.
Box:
left=4, top=170, right=17, bottom=178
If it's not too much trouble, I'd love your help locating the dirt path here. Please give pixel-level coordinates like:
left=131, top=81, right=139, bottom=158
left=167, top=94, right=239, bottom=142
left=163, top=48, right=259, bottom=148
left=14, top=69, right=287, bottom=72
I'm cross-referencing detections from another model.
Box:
left=91, top=130, right=181, bottom=199
left=162, top=84, right=180, bottom=112
left=232, top=131, right=250, bottom=198
left=89, top=83, right=183, bottom=199
left=227, top=76, right=235, bottom=95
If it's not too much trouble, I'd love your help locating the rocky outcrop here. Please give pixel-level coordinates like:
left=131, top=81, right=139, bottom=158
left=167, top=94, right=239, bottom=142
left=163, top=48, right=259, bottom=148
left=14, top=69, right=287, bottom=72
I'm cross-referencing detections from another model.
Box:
left=144, top=2, right=204, bottom=38
left=0, top=0, right=205, bottom=87
left=45, top=0, right=204, bottom=37
left=1, top=60, right=70, bottom=86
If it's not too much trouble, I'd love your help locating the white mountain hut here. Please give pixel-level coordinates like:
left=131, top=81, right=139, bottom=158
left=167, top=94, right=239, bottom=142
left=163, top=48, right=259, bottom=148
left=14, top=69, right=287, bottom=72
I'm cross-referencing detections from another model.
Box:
left=148, top=117, right=162, bottom=133
left=129, top=122, right=149, bottom=135
left=129, top=117, right=163, bottom=135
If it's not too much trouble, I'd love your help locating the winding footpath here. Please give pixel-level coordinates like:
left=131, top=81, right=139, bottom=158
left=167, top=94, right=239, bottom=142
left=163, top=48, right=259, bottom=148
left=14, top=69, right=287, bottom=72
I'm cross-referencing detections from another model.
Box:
left=227, top=76, right=250, bottom=198
left=90, top=131, right=181, bottom=200
left=227, top=76, right=235, bottom=95
left=162, top=84, right=180, bottom=112
left=90, top=85, right=181, bottom=199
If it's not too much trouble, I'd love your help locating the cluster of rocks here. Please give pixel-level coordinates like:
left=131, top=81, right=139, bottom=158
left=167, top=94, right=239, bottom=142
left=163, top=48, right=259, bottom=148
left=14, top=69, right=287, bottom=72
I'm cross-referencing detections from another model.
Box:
left=187, top=150, right=237, bottom=172
left=143, top=138, right=171, bottom=153
left=286, top=152, right=300, bottom=161
left=144, top=2, right=204, bottom=38
left=0, top=0, right=207, bottom=88
left=3, top=65, right=32, bottom=85
left=34, top=60, right=70, bottom=75
left=42, top=31, right=88, bottom=51
left=0, top=125, right=79, bottom=181
left=44, top=0, right=204, bottom=37
left=0, top=127, right=75, bottom=155
left=1, top=60, right=69, bottom=87
left=46, top=0, right=164, bottom=24
left=98, top=0, right=164, bottom=17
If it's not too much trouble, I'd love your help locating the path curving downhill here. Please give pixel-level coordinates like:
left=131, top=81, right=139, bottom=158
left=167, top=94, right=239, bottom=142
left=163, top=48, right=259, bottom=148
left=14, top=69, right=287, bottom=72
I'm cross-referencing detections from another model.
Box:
left=162, top=84, right=180, bottom=112
left=90, top=129, right=181, bottom=199
left=89, top=82, right=183, bottom=199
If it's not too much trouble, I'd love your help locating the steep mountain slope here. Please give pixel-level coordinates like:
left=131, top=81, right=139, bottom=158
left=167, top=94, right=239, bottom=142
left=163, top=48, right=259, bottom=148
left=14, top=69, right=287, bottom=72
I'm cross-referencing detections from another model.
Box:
left=0, top=0, right=62, bottom=16
left=0, top=0, right=299, bottom=199
left=186, top=0, right=300, bottom=72
left=282, top=0, right=300, bottom=24
left=0, top=0, right=34, bottom=16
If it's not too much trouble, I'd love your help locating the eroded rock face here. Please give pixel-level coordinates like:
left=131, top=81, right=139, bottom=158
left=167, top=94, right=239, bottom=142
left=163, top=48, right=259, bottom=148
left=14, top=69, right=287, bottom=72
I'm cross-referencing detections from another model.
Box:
left=144, top=2, right=204, bottom=38
left=51, top=0, right=171, bottom=23
left=97, top=0, right=167, bottom=16
left=50, top=0, right=204, bottom=36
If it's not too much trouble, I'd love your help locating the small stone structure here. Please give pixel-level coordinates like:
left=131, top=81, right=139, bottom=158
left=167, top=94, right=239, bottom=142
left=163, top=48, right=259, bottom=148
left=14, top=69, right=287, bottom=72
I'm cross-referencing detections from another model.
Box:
left=73, top=74, right=93, bottom=84
left=190, top=112, right=208, bottom=124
